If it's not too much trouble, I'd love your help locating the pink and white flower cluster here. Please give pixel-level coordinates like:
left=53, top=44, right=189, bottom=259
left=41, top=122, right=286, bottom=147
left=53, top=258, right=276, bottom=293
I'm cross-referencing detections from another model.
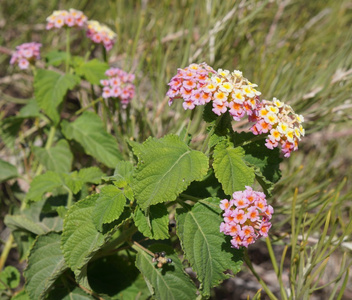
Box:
left=250, top=98, right=305, bottom=157
left=46, top=9, right=88, bottom=29
left=10, top=42, right=42, bottom=70
left=166, top=63, right=261, bottom=121
left=101, top=67, right=135, bottom=108
left=220, top=186, right=273, bottom=249
left=86, top=20, right=116, bottom=51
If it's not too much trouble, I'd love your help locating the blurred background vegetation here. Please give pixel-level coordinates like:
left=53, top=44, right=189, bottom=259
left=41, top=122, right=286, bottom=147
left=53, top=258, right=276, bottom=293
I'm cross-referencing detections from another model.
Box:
left=1, top=0, right=352, bottom=299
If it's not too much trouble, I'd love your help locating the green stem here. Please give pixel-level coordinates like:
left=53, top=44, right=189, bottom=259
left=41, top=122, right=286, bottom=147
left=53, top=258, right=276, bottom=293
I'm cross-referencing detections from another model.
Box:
left=75, top=97, right=102, bottom=115
left=184, top=109, right=195, bottom=142
left=102, top=46, right=107, bottom=63
left=35, top=126, right=56, bottom=176
left=0, top=234, right=14, bottom=271
left=66, top=188, right=73, bottom=208
left=65, top=28, right=71, bottom=73
left=131, top=240, right=154, bottom=257
left=266, top=237, right=288, bottom=300
left=201, top=114, right=223, bottom=153
left=243, top=248, right=279, bottom=300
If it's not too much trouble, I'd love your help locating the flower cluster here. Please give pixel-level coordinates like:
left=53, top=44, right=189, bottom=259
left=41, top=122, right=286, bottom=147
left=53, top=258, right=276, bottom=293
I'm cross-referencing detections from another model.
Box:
left=46, top=9, right=87, bottom=29
left=166, top=63, right=217, bottom=110
left=166, top=63, right=261, bottom=121
left=220, top=186, right=273, bottom=249
left=10, top=42, right=42, bottom=70
left=101, top=67, right=135, bottom=108
left=207, top=69, right=261, bottom=121
left=250, top=98, right=305, bottom=157
left=86, top=20, right=116, bottom=51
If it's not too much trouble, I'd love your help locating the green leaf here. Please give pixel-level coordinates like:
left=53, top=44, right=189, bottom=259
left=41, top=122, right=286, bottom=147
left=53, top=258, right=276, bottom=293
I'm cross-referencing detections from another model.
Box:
left=34, top=69, right=80, bottom=124
left=61, top=111, right=122, bottom=168
left=132, top=134, right=208, bottom=210
left=46, top=283, right=95, bottom=300
left=26, top=171, right=63, bottom=202
left=75, top=59, right=108, bottom=85
left=0, top=266, right=20, bottom=290
left=232, top=131, right=282, bottom=183
left=78, top=167, right=104, bottom=184
left=5, top=199, right=63, bottom=235
left=0, top=159, right=18, bottom=182
left=92, top=185, right=126, bottom=231
left=103, top=161, right=134, bottom=186
left=12, top=231, right=36, bottom=261
left=18, top=98, right=41, bottom=118
left=24, top=232, right=68, bottom=300
left=33, top=139, right=73, bottom=173
left=134, top=204, right=170, bottom=240
left=61, top=194, right=105, bottom=272
left=11, top=290, right=30, bottom=300
left=176, top=200, right=243, bottom=296
left=213, top=140, right=255, bottom=195
left=45, top=50, right=69, bottom=67
left=135, top=244, right=197, bottom=300
left=0, top=116, right=24, bottom=149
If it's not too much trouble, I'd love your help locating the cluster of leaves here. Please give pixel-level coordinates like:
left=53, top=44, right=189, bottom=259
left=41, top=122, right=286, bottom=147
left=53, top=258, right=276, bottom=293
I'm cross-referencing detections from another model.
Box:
left=0, top=24, right=284, bottom=297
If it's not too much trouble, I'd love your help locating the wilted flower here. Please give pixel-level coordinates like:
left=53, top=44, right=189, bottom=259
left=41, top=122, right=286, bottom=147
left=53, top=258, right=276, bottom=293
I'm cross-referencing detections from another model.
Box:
left=46, top=9, right=87, bottom=30
left=86, top=20, right=116, bottom=51
left=220, top=186, right=273, bottom=249
left=250, top=97, right=305, bottom=157
left=166, top=63, right=261, bottom=121
left=101, top=67, right=135, bottom=108
left=10, top=42, right=42, bottom=70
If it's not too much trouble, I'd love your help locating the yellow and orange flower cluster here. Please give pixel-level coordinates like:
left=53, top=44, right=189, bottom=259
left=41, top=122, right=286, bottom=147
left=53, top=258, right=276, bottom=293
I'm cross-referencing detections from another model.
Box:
left=86, top=20, right=117, bottom=51
left=251, top=98, right=305, bottom=157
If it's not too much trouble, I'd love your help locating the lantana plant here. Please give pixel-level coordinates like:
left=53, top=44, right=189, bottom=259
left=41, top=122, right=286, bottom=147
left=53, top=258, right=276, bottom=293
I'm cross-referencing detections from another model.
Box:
left=1, top=8, right=305, bottom=300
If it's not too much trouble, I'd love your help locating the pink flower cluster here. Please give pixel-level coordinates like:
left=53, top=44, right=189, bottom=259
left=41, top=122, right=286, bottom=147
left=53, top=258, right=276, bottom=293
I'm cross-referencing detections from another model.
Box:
left=101, top=67, right=135, bottom=108
left=220, top=186, right=273, bottom=249
left=250, top=98, right=305, bottom=157
left=46, top=9, right=87, bottom=29
left=86, top=20, right=116, bottom=51
left=10, top=42, right=42, bottom=70
left=166, top=63, right=217, bottom=110
left=166, top=63, right=262, bottom=121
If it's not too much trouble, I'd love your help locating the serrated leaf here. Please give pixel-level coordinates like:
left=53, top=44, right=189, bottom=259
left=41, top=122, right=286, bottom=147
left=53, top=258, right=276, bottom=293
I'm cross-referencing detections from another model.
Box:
left=176, top=201, right=243, bottom=296
left=92, top=185, right=126, bottom=231
left=135, top=244, right=197, bottom=300
left=103, top=161, right=134, bottom=186
left=213, top=140, right=255, bottom=195
left=33, top=140, right=73, bottom=173
left=26, top=171, right=63, bottom=202
left=75, top=59, right=108, bottom=85
left=134, top=204, right=170, bottom=240
left=61, top=194, right=105, bottom=272
left=61, top=111, right=122, bottom=168
left=132, top=134, right=208, bottom=210
left=0, top=266, right=20, bottom=290
left=4, top=215, right=47, bottom=235
left=0, top=159, right=18, bottom=182
left=34, top=69, right=80, bottom=124
left=24, top=232, right=68, bottom=300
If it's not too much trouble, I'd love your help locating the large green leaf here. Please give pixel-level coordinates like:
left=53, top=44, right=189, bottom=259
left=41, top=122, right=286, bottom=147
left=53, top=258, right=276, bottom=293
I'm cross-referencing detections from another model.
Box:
left=45, top=50, right=69, bottom=67
left=92, top=185, right=126, bottom=231
left=18, top=98, right=41, bottom=118
left=33, top=139, right=73, bottom=173
left=24, top=232, right=68, bottom=300
left=75, top=58, right=108, bottom=85
left=132, top=134, right=209, bottom=210
left=135, top=244, right=197, bottom=300
left=0, top=159, right=18, bottom=182
left=134, top=204, right=170, bottom=240
left=34, top=69, right=80, bottom=124
left=61, top=111, right=122, bottom=168
left=26, top=171, right=63, bottom=202
left=213, top=140, right=255, bottom=195
left=61, top=194, right=105, bottom=273
left=176, top=200, right=243, bottom=297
